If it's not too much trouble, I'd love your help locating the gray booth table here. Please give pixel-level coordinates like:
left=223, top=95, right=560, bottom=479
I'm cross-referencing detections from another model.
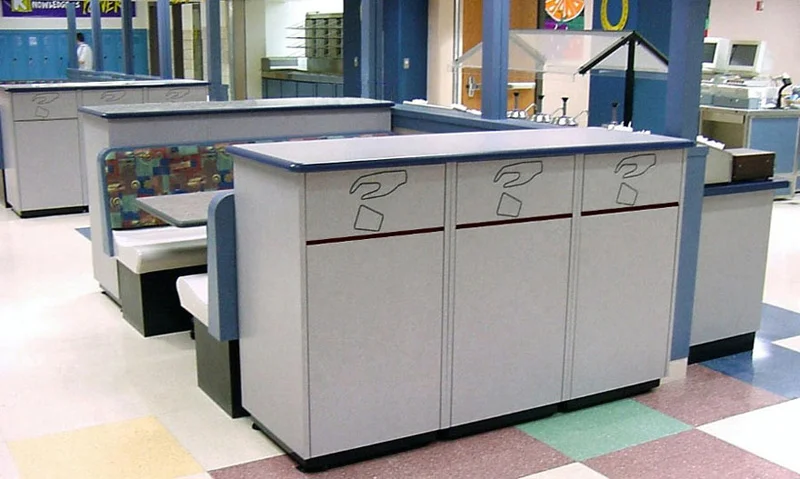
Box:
left=0, top=79, right=209, bottom=217
left=226, top=128, right=695, bottom=470
left=135, top=191, right=218, bottom=228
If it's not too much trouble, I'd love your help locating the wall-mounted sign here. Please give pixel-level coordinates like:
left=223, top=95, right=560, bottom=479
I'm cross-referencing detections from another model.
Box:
left=544, top=0, right=586, bottom=30
left=600, top=0, right=629, bottom=30
left=1, top=0, right=136, bottom=18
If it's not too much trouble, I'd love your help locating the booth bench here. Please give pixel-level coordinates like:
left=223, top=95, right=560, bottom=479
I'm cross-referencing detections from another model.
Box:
left=79, top=98, right=394, bottom=304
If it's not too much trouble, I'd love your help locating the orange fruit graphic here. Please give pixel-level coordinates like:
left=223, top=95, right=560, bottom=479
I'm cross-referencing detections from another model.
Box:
left=545, top=0, right=585, bottom=23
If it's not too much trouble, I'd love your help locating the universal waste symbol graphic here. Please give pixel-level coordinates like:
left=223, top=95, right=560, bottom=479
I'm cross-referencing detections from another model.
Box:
left=349, top=170, right=408, bottom=232
left=32, top=92, right=59, bottom=119
left=614, top=154, right=656, bottom=206
left=493, top=161, right=544, bottom=218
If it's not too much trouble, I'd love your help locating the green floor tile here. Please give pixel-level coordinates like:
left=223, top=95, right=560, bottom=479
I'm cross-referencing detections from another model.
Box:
left=517, top=399, right=691, bottom=461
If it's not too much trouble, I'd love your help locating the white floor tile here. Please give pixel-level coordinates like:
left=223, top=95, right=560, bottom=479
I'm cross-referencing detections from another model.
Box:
left=763, top=203, right=800, bottom=314
left=159, top=399, right=283, bottom=471
left=0, top=442, right=20, bottom=479
left=177, top=474, right=214, bottom=479
left=774, top=335, right=800, bottom=353
left=699, top=398, right=800, bottom=473
left=521, top=463, right=609, bottom=479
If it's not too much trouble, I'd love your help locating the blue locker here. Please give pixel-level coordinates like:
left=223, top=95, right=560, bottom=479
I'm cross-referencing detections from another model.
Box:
left=0, top=35, right=9, bottom=80
left=133, top=31, right=149, bottom=75
left=12, top=33, right=29, bottom=80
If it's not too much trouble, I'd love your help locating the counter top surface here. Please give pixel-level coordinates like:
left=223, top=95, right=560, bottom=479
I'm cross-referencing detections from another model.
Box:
left=701, top=105, right=800, bottom=118
left=227, top=128, right=694, bottom=172
left=0, top=79, right=208, bottom=93
left=79, top=97, right=393, bottom=118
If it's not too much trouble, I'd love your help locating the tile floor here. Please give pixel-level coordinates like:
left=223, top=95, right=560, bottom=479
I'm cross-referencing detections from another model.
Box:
left=2, top=201, right=800, bottom=478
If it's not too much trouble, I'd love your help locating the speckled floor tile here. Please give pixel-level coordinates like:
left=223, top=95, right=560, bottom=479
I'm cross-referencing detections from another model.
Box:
left=7, top=416, right=204, bottom=479
left=700, top=399, right=800, bottom=474
left=774, top=334, right=800, bottom=354
left=585, top=429, right=799, bottom=479
left=757, top=304, right=800, bottom=342
left=520, top=463, right=609, bottom=479
left=210, top=428, right=570, bottom=479
left=635, top=364, right=786, bottom=426
left=703, top=338, right=800, bottom=398
left=516, top=399, right=691, bottom=461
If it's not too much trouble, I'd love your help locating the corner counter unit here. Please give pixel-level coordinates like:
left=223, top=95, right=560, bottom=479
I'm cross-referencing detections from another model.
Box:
left=0, top=79, right=208, bottom=217
left=227, top=128, right=694, bottom=471
left=700, top=106, right=800, bottom=197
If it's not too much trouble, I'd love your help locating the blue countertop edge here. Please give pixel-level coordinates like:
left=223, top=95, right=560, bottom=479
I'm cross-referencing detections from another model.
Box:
left=1, top=80, right=209, bottom=93
left=704, top=179, right=790, bottom=197
left=78, top=99, right=394, bottom=119
left=227, top=138, right=695, bottom=173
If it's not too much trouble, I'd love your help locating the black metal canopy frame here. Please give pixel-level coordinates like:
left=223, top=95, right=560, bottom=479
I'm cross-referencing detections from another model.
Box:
left=577, top=31, right=669, bottom=127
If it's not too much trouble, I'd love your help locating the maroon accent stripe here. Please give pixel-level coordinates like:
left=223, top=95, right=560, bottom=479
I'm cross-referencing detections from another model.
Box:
left=456, top=213, right=572, bottom=230
left=582, top=202, right=679, bottom=217
left=307, top=226, right=445, bottom=245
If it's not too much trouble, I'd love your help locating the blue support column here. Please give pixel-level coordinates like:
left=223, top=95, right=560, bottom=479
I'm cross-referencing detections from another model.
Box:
left=360, top=0, right=383, bottom=99
left=90, top=0, right=103, bottom=71
left=121, top=0, right=134, bottom=74
left=481, top=0, right=509, bottom=120
left=665, top=0, right=710, bottom=361
left=66, top=3, right=78, bottom=70
left=206, top=0, right=226, bottom=100
left=665, top=0, right=708, bottom=140
left=157, top=0, right=173, bottom=79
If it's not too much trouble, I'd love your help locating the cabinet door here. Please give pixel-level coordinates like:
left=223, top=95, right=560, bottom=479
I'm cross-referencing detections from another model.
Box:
left=571, top=207, right=678, bottom=399
left=15, top=119, right=83, bottom=211
left=451, top=219, right=570, bottom=426
left=306, top=233, right=443, bottom=457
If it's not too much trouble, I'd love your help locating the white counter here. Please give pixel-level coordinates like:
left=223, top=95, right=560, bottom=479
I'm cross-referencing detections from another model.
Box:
left=227, top=128, right=695, bottom=470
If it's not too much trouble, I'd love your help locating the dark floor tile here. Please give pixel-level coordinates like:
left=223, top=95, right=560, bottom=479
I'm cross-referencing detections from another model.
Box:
left=585, top=429, right=800, bottom=479
left=758, top=304, right=800, bottom=342
left=210, top=428, right=571, bottom=479
left=703, top=338, right=800, bottom=399
left=635, top=364, right=786, bottom=425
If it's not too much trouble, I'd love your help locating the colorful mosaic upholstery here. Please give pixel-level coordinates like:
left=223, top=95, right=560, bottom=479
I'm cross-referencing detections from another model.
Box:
left=102, top=132, right=391, bottom=230
left=104, top=143, right=238, bottom=230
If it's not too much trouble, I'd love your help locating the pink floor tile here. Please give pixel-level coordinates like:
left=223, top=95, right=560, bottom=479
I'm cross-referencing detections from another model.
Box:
left=585, top=429, right=800, bottom=479
left=210, top=428, right=571, bottom=479
left=635, top=364, right=786, bottom=426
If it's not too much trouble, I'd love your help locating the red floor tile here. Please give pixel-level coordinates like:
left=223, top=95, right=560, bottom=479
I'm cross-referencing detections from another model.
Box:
left=585, top=429, right=800, bottom=479
left=635, top=364, right=786, bottom=426
left=210, top=428, right=571, bottom=479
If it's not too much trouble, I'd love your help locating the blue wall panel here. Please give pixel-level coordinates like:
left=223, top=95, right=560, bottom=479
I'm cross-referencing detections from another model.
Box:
left=0, top=29, right=149, bottom=81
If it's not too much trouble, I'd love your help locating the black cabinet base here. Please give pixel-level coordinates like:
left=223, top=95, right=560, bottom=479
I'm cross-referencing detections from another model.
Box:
left=194, top=318, right=246, bottom=418
left=439, top=404, right=558, bottom=440
left=251, top=419, right=437, bottom=473
left=688, top=332, right=756, bottom=364
left=560, top=380, right=660, bottom=412
left=16, top=206, right=88, bottom=218
left=117, top=263, right=206, bottom=337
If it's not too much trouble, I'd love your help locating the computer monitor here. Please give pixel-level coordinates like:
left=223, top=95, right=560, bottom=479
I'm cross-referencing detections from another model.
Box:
left=727, top=40, right=767, bottom=76
left=702, top=37, right=730, bottom=73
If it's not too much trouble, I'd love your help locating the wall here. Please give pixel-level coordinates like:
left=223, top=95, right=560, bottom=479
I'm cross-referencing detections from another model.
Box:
left=427, top=0, right=454, bottom=105
left=264, top=0, right=342, bottom=58
left=707, top=0, right=799, bottom=79
left=246, top=0, right=266, bottom=98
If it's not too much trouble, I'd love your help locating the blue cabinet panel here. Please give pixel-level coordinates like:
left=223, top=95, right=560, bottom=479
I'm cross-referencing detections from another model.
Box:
left=296, top=81, right=316, bottom=97
left=280, top=81, right=297, bottom=98
left=317, top=82, right=335, bottom=97
left=749, top=117, right=800, bottom=176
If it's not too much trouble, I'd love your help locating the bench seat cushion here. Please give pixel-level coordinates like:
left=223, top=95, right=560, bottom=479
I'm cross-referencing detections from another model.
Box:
left=177, top=273, right=209, bottom=326
left=114, top=226, right=207, bottom=274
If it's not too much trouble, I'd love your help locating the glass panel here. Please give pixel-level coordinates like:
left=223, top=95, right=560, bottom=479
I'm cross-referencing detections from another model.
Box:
left=453, top=30, right=668, bottom=76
